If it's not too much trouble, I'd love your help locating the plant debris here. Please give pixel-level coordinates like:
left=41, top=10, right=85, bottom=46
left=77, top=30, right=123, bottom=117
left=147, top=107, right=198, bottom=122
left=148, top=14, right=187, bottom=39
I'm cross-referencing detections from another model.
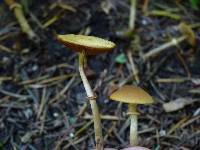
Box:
left=0, top=0, right=200, bottom=149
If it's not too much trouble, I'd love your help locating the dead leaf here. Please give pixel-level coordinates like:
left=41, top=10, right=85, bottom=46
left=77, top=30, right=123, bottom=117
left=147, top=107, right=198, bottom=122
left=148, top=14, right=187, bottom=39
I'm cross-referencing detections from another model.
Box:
left=163, top=98, right=199, bottom=112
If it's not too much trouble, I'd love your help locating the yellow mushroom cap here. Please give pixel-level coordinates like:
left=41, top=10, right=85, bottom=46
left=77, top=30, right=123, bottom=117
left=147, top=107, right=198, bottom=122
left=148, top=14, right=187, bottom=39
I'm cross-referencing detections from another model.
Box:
left=178, top=23, right=196, bottom=47
left=57, top=34, right=116, bottom=55
left=110, top=85, right=154, bottom=104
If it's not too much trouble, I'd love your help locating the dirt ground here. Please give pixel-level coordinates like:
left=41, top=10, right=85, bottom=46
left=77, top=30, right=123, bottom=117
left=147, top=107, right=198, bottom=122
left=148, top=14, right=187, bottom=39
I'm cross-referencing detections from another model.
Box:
left=0, top=0, right=200, bottom=149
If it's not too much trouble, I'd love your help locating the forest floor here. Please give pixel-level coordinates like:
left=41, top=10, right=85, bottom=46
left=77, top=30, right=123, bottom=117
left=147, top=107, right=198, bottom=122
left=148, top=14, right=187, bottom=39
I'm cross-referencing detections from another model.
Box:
left=0, top=0, right=200, bottom=149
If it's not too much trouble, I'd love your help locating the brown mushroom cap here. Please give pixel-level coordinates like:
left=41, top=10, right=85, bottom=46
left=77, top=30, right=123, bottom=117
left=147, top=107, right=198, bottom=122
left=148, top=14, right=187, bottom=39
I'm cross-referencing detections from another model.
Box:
left=57, top=34, right=116, bottom=55
left=110, top=85, right=154, bottom=104
left=178, top=23, right=196, bottom=47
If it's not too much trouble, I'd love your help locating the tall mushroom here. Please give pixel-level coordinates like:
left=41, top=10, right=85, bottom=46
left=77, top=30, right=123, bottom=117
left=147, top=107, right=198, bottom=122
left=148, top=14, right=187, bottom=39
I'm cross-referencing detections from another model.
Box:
left=110, top=85, right=154, bottom=146
left=57, top=34, right=116, bottom=150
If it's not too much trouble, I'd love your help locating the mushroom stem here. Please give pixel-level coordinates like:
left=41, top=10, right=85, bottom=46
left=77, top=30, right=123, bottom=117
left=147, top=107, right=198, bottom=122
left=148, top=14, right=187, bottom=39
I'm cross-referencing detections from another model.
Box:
left=143, top=36, right=186, bottom=60
left=128, top=104, right=138, bottom=146
left=79, top=52, right=103, bottom=150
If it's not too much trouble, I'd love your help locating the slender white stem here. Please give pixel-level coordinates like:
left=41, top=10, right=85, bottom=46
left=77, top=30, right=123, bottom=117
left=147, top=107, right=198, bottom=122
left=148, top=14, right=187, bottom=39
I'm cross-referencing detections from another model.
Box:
left=130, top=114, right=138, bottom=146
left=79, top=55, right=94, bottom=97
left=128, top=104, right=138, bottom=146
left=78, top=52, right=103, bottom=150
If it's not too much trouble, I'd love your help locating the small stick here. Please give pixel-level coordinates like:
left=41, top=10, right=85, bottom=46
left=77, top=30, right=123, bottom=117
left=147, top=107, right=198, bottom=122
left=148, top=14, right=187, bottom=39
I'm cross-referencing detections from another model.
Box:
left=0, top=88, right=29, bottom=99
left=142, top=0, right=149, bottom=15
left=156, top=77, right=189, bottom=83
left=49, top=76, right=76, bottom=104
left=103, top=122, right=117, bottom=141
left=180, top=115, right=200, bottom=128
left=37, top=88, right=47, bottom=119
left=176, top=52, right=191, bottom=78
left=64, top=133, right=93, bottom=150
left=143, top=23, right=196, bottom=61
left=104, top=102, right=122, bottom=141
left=77, top=102, right=88, bottom=117
left=0, top=44, right=13, bottom=53
left=4, top=0, right=38, bottom=41
left=74, top=120, right=93, bottom=137
left=127, top=51, right=139, bottom=83
left=167, top=117, right=188, bottom=135
left=82, top=114, right=124, bottom=121
left=0, top=76, right=12, bottom=82
left=143, top=36, right=186, bottom=60
left=129, top=0, right=137, bottom=30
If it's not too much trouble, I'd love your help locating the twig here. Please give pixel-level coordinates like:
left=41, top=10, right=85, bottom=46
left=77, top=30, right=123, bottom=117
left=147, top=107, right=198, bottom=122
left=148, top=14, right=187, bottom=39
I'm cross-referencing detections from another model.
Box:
left=180, top=115, right=200, bottom=128
left=49, top=75, right=76, bottom=104
left=156, top=77, right=189, bottom=83
left=74, top=120, right=93, bottom=137
left=129, top=0, right=137, bottom=30
left=143, top=36, right=186, bottom=61
left=104, top=122, right=117, bottom=141
left=4, top=0, right=38, bottom=41
left=119, top=117, right=131, bottom=135
left=0, top=88, right=30, bottom=99
left=142, top=0, right=149, bottom=15
left=176, top=52, right=191, bottom=78
left=63, top=133, right=94, bottom=149
left=167, top=117, right=188, bottom=135
left=0, top=44, right=13, bottom=53
left=77, top=102, right=88, bottom=117
left=82, top=114, right=124, bottom=121
left=37, top=88, right=47, bottom=119
left=127, top=50, right=139, bottom=83
left=0, top=76, right=12, bottom=82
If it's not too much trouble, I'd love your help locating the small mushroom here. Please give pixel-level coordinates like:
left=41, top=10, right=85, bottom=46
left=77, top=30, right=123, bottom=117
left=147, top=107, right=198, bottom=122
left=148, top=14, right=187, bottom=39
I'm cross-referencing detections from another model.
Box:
left=57, top=34, right=115, bottom=150
left=143, top=22, right=196, bottom=60
left=110, top=85, right=154, bottom=146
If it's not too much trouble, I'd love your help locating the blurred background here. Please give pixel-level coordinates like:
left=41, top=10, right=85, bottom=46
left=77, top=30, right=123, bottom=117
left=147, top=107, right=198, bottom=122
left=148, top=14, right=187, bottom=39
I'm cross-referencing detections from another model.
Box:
left=0, top=0, right=200, bottom=149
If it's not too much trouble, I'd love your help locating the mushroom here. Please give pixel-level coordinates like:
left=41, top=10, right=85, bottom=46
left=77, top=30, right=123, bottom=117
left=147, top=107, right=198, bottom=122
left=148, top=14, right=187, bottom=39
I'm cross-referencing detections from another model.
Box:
left=57, top=34, right=115, bottom=150
left=143, top=22, right=196, bottom=60
left=109, top=85, right=154, bottom=146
